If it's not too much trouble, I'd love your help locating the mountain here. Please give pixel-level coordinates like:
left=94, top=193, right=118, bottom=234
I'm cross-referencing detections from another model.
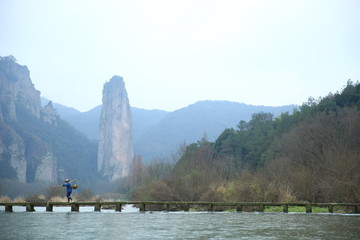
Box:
left=98, top=76, right=133, bottom=181
left=0, top=56, right=57, bottom=183
left=135, top=100, right=296, bottom=161
left=131, top=107, right=169, bottom=143
left=44, top=100, right=170, bottom=143
left=0, top=56, right=97, bottom=186
left=49, top=99, right=295, bottom=162
left=41, top=98, right=102, bottom=140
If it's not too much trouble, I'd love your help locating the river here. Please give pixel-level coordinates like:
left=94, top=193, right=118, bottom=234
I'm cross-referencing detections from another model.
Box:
left=1, top=205, right=360, bottom=239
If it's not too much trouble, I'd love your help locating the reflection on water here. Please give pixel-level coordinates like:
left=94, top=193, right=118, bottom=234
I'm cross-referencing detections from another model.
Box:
left=1, top=205, right=360, bottom=240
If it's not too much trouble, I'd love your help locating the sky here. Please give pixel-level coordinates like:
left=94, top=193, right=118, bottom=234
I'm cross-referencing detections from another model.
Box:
left=1, top=0, right=359, bottom=112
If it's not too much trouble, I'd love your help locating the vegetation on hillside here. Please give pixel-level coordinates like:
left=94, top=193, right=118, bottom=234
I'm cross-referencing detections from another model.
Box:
left=0, top=56, right=98, bottom=198
left=129, top=80, right=360, bottom=203
left=0, top=100, right=98, bottom=198
left=14, top=103, right=98, bottom=183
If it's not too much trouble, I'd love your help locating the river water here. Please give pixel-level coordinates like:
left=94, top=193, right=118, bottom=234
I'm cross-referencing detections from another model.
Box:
left=1, top=205, right=360, bottom=240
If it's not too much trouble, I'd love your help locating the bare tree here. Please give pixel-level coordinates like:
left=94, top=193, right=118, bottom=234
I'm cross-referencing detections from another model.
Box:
left=272, top=107, right=360, bottom=202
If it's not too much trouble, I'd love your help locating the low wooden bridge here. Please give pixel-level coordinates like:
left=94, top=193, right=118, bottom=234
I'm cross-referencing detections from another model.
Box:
left=1, top=201, right=359, bottom=213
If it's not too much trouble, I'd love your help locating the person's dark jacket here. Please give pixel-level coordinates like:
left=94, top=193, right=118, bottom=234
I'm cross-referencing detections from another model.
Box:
left=63, top=183, right=72, bottom=193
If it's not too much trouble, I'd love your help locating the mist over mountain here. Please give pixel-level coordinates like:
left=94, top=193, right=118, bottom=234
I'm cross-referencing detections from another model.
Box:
left=44, top=98, right=295, bottom=162
left=135, top=101, right=296, bottom=161
left=41, top=98, right=102, bottom=140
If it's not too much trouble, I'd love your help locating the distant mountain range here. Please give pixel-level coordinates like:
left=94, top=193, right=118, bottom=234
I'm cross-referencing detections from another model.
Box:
left=43, top=98, right=296, bottom=162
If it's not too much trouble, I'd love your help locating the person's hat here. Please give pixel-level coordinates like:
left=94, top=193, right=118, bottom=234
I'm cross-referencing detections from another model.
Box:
left=65, top=179, right=70, bottom=182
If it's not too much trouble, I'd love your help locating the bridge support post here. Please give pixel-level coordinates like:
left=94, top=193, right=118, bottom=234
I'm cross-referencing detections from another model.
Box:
left=236, top=204, right=242, bottom=212
left=355, top=205, right=360, bottom=214
left=95, top=203, right=101, bottom=212
left=183, top=203, right=189, bottom=212
left=5, top=205, right=13, bottom=212
left=46, top=203, right=53, bottom=212
left=139, top=203, right=146, bottom=212
left=328, top=205, right=333, bottom=213
left=26, top=204, right=35, bottom=212
left=163, top=203, right=169, bottom=211
left=115, top=203, right=122, bottom=212
left=259, top=204, right=264, bottom=212
left=283, top=205, right=288, bottom=213
left=207, top=204, right=213, bottom=211
left=71, top=203, right=79, bottom=212
left=306, top=204, right=312, bottom=213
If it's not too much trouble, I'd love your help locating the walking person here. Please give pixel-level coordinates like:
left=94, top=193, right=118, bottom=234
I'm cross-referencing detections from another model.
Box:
left=63, top=179, right=73, bottom=202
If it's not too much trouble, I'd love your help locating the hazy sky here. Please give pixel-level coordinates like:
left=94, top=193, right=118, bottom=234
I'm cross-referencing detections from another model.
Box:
left=1, top=0, right=359, bottom=112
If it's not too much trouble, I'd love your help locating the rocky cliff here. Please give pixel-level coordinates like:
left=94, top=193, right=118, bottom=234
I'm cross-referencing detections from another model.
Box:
left=0, top=56, right=58, bottom=183
left=98, top=76, right=134, bottom=181
left=0, top=56, right=41, bottom=121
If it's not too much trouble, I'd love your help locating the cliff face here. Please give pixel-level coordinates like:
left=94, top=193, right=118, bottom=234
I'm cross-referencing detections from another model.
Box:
left=0, top=56, right=42, bottom=120
left=98, top=76, right=134, bottom=181
left=0, top=56, right=58, bottom=183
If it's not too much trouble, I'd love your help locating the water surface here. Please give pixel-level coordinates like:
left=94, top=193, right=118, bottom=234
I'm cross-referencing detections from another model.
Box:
left=1, top=206, right=359, bottom=239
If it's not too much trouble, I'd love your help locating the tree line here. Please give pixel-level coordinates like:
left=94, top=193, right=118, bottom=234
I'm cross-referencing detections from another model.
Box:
left=128, top=80, right=360, bottom=203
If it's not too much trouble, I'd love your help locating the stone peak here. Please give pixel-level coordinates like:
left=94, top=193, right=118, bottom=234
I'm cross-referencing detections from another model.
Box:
left=98, top=75, right=133, bottom=181
left=103, top=75, right=127, bottom=98
left=105, top=75, right=125, bottom=87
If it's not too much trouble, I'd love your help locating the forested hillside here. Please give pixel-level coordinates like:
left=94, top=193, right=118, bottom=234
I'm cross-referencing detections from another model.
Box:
left=0, top=56, right=98, bottom=198
left=16, top=106, right=98, bottom=181
left=129, top=81, right=360, bottom=203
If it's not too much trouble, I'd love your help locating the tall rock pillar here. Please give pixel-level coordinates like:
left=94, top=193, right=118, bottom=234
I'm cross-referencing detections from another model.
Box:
left=98, top=76, right=134, bottom=181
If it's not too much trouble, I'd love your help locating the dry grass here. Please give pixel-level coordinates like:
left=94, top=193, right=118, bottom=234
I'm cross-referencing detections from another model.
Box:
left=37, top=194, right=46, bottom=201
left=0, top=196, right=11, bottom=203
left=49, top=196, right=69, bottom=202
left=13, top=197, right=26, bottom=202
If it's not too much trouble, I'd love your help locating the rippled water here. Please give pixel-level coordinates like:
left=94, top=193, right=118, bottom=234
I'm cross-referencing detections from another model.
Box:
left=1, top=205, right=360, bottom=240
